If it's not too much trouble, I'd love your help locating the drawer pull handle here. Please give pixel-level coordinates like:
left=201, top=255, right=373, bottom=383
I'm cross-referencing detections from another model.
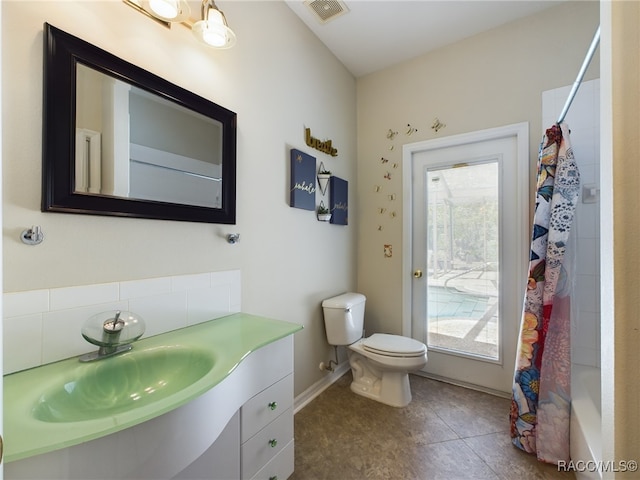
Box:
left=268, top=401, right=278, bottom=411
left=269, top=438, right=278, bottom=448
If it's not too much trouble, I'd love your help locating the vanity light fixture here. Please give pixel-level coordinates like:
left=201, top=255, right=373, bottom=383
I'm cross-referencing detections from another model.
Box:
left=123, top=0, right=236, bottom=49
left=146, top=0, right=191, bottom=22
left=192, top=0, right=237, bottom=49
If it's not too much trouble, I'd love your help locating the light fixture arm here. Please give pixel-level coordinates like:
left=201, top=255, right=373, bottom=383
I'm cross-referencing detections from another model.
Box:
left=202, top=0, right=230, bottom=27
left=201, top=0, right=214, bottom=21
left=201, top=0, right=211, bottom=20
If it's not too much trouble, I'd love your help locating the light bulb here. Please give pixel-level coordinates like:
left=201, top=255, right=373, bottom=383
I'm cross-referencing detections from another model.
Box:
left=148, top=0, right=179, bottom=19
left=145, top=0, right=190, bottom=22
left=192, top=17, right=236, bottom=49
left=203, top=24, right=227, bottom=47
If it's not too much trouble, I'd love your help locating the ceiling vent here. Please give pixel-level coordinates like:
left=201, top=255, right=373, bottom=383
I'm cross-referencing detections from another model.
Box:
left=304, top=0, right=349, bottom=24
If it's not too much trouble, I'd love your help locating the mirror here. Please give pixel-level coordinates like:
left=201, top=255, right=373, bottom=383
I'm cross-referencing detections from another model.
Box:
left=43, top=23, right=237, bottom=224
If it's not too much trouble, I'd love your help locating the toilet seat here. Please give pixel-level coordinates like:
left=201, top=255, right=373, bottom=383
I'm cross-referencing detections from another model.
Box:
left=362, top=333, right=426, bottom=358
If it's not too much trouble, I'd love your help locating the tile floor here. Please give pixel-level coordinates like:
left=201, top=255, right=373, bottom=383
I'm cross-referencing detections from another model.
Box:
left=291, top=372, right=575, bottom=480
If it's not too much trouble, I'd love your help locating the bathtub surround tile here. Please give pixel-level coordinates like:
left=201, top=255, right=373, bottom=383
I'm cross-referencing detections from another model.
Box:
left=565, top=81, right=594, bottom=131
left=576, top=274, right=599, bottom=313
left=572, top=311, right=598, bottom=350
left=542, top=80, right=601, bottom=370
left=3, top=269, right=241, bottom=374
left=292, top=372, right=575, bottom=480
left=576, top=238, right=598, bottom=276
left=575, top=201, right=599, bottom=240
left=572, top=347, right=599, bottom=368
left=575, top=163, right=598, bottom=189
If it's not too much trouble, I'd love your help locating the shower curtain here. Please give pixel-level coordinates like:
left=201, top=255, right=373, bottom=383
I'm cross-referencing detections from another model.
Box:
left=510, top=123, right=579, bottom=464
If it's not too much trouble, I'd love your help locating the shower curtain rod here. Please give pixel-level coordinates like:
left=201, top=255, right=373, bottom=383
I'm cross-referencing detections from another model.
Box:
left=557, top=25, right=601, bottom=124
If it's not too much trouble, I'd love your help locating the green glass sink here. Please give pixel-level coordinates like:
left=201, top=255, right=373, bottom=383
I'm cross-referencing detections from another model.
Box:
left=5, top=313, right=303, bottom=463
left=32, top=346, right=215, bottom=423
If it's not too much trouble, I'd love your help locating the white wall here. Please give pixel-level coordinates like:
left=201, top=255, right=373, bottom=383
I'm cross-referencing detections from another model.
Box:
left=0, top=3, right=4, bottom=477
left=542, top=79, right=600, bottom=368
left=1, top=1, right=357, bottom=396
left=356, top=1, right=600, bottom=339
left=606, top=0, right=640, bottom=466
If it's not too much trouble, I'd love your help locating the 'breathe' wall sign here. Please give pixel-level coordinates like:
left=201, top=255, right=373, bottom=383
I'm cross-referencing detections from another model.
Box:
left=305, top=128, right=338, bottom=157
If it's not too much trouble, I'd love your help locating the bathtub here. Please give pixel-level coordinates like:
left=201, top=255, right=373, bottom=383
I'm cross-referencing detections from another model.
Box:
left=570, top=365, right=602, bottom=479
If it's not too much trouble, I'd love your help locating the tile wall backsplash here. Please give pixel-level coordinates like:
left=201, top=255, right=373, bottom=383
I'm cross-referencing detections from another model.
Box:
left=3, top=270, right=241, bottom=374
left=542, top=79, right=600, bottom=368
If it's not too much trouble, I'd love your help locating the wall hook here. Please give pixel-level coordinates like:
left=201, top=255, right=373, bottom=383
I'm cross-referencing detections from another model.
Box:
left=226, top=233, right=240, bottom=244
left=21, top=225, right=44, bottom=245
left=406, top=123, right=417, bottom=135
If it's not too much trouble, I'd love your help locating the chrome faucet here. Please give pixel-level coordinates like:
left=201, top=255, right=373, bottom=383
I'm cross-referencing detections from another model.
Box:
left=79, top=310, right=145, bottom=362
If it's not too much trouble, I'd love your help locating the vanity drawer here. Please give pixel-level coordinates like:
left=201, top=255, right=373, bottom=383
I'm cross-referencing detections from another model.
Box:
left=241, top=374, right=293, bottom=442
left=249, top=439, right=294, bottom=480
left=241, top=407, right=293, bottom=480
left=244, top=336, right=293, bottom=395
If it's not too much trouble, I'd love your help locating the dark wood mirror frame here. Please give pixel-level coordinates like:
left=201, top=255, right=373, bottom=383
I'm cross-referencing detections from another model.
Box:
left=42, top=23, right=237, bottom=224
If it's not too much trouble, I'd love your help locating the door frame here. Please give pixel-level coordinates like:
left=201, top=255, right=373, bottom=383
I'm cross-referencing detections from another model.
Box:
left=401, top=123, right=530, bottom=387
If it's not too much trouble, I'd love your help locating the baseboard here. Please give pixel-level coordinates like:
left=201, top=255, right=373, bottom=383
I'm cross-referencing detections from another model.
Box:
left=294, top=362, right=350, bottom=413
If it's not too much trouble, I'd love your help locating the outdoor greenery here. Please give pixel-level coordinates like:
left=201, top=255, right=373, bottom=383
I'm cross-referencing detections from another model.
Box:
left=428, top=197, right=499, bottom=271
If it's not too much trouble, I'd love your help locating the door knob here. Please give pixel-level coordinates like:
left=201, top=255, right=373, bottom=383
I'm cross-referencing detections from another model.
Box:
left=413, top=269, right=423, bottom=278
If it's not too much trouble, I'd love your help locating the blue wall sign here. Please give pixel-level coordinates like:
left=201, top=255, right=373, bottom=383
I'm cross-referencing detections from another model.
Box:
left=330, top=176, right=348, bottom=225
left=290, top=149, right=316, bottom=211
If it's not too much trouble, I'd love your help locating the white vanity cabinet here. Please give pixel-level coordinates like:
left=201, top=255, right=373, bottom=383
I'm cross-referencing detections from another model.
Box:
left=241, top=374, right=294, bottom=480
left=175, top=335, right=295, bottom=480
left=176, top=334, right=296, bottom=480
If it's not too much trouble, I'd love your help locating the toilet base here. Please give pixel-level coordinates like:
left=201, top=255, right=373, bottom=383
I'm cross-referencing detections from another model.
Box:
left=348, top=353, right=413, bottom=407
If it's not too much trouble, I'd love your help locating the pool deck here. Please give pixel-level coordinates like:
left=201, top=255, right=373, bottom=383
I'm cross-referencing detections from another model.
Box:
left=426, top=266, right=499, bottom=358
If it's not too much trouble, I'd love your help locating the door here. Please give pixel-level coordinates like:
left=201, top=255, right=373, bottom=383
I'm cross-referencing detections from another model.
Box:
left=402, top=123, right=529, bottom=393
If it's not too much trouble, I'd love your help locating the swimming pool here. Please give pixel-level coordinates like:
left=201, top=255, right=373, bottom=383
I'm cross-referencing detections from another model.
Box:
left=426, top=285, right=498, bottom=359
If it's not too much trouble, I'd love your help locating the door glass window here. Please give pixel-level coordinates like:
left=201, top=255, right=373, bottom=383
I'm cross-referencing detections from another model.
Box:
left=426, top=161, right=500, bottom=360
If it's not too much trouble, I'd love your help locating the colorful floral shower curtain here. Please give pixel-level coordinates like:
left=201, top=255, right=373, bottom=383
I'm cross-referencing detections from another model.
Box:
left=510, top=123, right=580, bottom=464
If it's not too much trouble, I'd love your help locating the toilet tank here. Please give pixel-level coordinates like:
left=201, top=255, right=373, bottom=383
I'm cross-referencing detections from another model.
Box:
left=321, top=292, right=366, bottom=346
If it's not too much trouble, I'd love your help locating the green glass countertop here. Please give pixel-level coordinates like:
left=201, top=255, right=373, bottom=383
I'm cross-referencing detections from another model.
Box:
left=4, top=313, right=302, bottom=462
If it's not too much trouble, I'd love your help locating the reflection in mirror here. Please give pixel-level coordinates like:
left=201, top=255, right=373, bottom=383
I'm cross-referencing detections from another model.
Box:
left=43, top=23, right=237, bottom=224
left=75, top=64, right=223, bottom=208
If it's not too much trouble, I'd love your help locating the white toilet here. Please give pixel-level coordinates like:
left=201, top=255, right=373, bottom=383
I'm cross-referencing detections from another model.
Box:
left=322, top=292, right=427, bottom=407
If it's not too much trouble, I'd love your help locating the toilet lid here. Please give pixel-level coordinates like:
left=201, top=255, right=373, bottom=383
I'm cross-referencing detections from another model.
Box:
left=362, top=334, right=426, bottom=357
